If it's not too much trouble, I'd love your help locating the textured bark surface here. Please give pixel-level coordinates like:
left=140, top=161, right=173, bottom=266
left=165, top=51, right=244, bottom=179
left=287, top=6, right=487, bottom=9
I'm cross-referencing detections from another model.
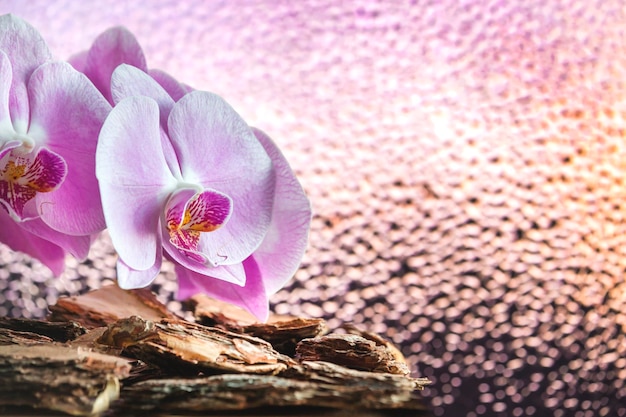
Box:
left=0, top=285, right=430, bottom=416
left=0, top=317, right=87, bottom=342
left=101, top=316, right=295, bottom=375
left=0, top=344, right=131, bottom=416
left=191, top=294, right=329, bottom=355
left=120, top=362, right=429, bottom=413
left=296, top=333, right=411, bottom=376
left=48, top=285, right=177, bottom=328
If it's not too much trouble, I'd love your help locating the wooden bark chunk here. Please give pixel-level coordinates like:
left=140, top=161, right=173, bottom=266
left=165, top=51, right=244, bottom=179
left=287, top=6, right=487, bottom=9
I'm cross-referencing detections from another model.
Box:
left=3, top=286, right=433, bottom=416
left=291, top=360, right=431, bottom=390
left=48, top=284, right=177, bottom=328
left=0, top=344, right=131, bottom=416
left=295, top=333, right=411, bottom=376
left=190, top=294, right=259, bottom=330
left=342, top=323, right=412, bottom=375
left=98, top=316, right=294, bottom=375
left=244, top=318, right=328, bottom=355
left=0, top=317, right=87, bottom=342
left=191, top=294, right=329, bottom=354
left=118, top=361, right=431, bottom=413
left=0, top=328, right=54, bottom=345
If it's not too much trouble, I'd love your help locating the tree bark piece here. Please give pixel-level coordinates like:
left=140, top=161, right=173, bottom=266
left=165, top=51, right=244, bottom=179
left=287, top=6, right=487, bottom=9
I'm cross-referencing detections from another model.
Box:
left=0, top=344, right=131, bottom=416
left=190, top=293, right=259, bottom=330
left=0, top=317, right=86, bottom=342
left=243, top=318, right=328, bottom=356
left=191, top=294, right=329, bottom=355
left=118, top=361, right=431, bottom=413
left=97, top=316, right=294, bottom=375
left=0, top=328, right=54, bottom=345
left=1, top=286, right=431, bottom=416
left=342, top=323, right=412, bottom=375
left=48, top=284, right=177, bottom=329
left=295, top=333, right=411, bottom=376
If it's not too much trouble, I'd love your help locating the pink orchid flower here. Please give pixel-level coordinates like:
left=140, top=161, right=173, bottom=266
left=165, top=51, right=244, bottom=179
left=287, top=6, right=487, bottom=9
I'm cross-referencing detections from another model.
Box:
left=97, top=65, right=311, bottom=320
left=0, top=14, right=110, bottom=273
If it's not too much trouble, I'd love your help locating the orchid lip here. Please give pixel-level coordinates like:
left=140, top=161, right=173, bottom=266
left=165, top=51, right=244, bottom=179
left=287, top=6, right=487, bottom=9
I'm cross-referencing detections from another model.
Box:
left=0, top=147, right=67, bottom=221
left=0, top=140, right=21, bottom=160
left=165, top=188, right=233, bottom=265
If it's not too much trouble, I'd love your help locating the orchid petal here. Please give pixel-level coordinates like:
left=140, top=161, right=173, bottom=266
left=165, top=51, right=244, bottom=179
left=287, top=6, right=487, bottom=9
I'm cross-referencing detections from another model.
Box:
left=176, top=257, right=269, bottom=321
left=251, top=128, right=312, bottom=294
left=110, top=65, right=182, bottom=176
left=168, top=91, right=275, bottom=266
left=101, top=184, right=166, bottom=271
left=111, top=64, right=175, bottom=128
left=82, top=26, right=147, bottom=103
left=97, top=96, right=175, bottom=270
left=0, top=50, right=13, bottom=133
left=18, top=216, right=91, bottom=260
left=27, top=61, right=111, bottom=235
left=67, top=50, right=88, bottom=72
left=0, top=208, right=65, bottom=276
left=0, top=14, right=51, bottom=124
left=0, top=181, right=34, bottom=221
left=201, top=263, right=246, bottom=285
left=149, top=69, right=191, bottom=102
left=117, top=256, right=162, bottom=289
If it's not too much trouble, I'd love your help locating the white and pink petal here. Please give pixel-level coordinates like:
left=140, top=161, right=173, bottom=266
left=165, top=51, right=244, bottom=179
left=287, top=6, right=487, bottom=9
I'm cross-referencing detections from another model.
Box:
left=167, top=91, right=276, bottom=266
left=0, top=14, right=52, bottom=124
left=116, top=257, right=162, bottom=289
left=176, top=256, right=269, bottom=321
left=0, top=208, right=66, bottom=276
left=97, top=96, right=176, bottom=271
left=0, top=50, right=13, bottom=134
left=149, top=69, right=191, bottom=102
left=251, top=128, right=312, bottom=295
left=81, top=26, right=147, bottom=104
left=27, top=61, right=111, bottom=235
left=18, top=217, right=92, bottom=261
left=111, top=64, right=175, bottom=129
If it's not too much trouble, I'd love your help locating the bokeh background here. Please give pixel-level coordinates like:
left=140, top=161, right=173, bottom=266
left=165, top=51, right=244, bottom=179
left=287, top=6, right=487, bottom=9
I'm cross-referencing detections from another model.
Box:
left=0, top=1, right=625, bottom=416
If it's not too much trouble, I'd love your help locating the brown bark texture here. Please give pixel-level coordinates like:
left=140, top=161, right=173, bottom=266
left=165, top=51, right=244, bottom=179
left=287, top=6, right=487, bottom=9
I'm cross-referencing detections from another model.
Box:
left=0, top=284, right=431, bottom=416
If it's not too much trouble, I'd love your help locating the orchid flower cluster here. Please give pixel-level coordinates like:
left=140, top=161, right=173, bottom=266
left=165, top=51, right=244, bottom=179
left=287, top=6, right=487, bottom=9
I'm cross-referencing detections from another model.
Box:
left=0, top=14, right=311, bottom=320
